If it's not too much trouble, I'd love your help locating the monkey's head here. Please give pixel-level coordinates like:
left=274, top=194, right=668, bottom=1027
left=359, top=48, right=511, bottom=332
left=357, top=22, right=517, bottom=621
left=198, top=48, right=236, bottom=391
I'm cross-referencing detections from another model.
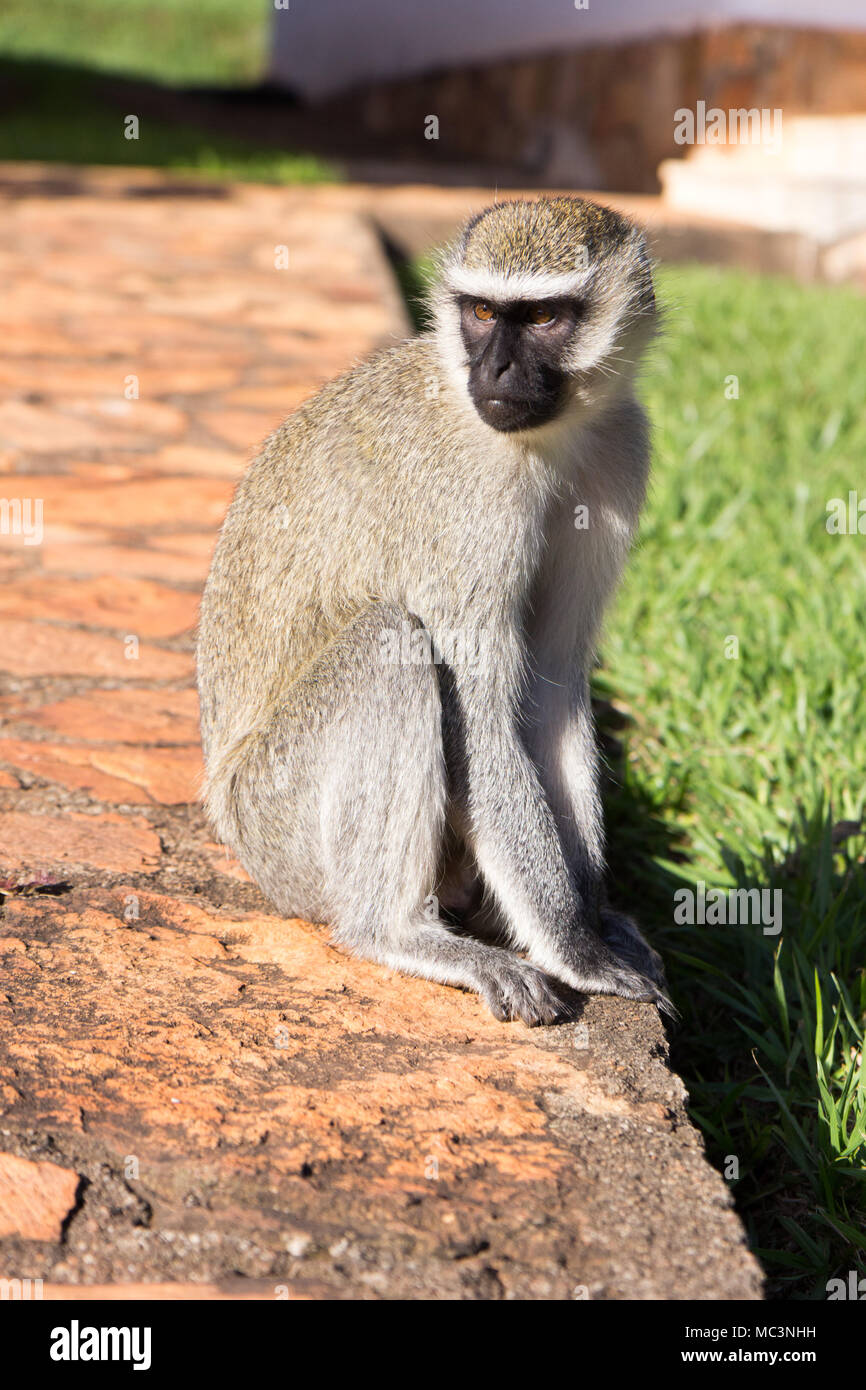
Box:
left=433, top=197, right=657, bottom=434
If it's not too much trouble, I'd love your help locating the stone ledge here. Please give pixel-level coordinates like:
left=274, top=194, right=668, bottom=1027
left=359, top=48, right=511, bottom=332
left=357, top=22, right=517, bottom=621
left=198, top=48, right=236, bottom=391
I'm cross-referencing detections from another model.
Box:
left=0, top=886, right=762, bottom=1298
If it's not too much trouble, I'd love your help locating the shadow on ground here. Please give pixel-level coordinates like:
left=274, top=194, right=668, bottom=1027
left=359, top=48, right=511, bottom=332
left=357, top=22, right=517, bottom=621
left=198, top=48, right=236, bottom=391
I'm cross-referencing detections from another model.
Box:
left=0, top=55, right=540, bottom=186
left=597, top=692, right=866, bottom=1299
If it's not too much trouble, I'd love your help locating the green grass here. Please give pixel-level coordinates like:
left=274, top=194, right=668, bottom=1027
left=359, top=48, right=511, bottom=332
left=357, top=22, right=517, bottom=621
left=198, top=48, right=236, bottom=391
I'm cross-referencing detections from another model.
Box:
left=0, top=58, right=337, bottom=183
left=404, top=258, right=866, bottom=1298
left=603, top=264, right=866, bottom=1299
left=0, top=5, right=337, bottom=183
left=0, top=0, right=270, bottom=86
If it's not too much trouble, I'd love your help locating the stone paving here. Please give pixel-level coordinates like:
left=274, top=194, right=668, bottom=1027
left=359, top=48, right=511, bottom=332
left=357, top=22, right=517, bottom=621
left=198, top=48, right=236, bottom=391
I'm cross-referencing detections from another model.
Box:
left=0, top=167, right=762, bottom=1299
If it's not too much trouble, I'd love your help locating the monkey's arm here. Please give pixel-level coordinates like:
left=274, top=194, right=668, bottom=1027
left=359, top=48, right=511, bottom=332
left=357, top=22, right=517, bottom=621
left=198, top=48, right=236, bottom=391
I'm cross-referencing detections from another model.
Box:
left=531, top=668, right=669, bottom=996
left=528, top=669, right=606, bottom=906
left=455, top=650, right=658, bottom=1003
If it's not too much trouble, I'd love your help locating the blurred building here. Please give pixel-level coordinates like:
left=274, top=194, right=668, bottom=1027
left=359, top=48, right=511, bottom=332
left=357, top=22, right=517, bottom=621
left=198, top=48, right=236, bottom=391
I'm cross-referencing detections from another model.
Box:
left=270, top=1, right=866, bottom=203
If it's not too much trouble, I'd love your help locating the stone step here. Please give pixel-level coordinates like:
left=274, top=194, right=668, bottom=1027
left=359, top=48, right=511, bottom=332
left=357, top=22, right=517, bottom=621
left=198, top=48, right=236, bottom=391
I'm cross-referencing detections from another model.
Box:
left=660, top=116, right=866, bottom=241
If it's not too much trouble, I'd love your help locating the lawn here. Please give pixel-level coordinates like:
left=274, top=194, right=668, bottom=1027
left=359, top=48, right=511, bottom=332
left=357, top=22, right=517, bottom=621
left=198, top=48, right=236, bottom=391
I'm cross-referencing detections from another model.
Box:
left=401, top=258, right=866, bottom=1298
left=0, top=3, right=336, bottom=182
left=0, top=0, right=270, bottom=85
left=0, top=60, right=336, bottom=182
left=603, top=264, right=866, bottom=1298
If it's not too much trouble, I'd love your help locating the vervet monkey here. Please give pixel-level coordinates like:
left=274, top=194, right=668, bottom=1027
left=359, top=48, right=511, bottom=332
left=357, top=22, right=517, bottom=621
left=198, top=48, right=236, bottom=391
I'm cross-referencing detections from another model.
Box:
left=198, top=196, right=671, bottom=1025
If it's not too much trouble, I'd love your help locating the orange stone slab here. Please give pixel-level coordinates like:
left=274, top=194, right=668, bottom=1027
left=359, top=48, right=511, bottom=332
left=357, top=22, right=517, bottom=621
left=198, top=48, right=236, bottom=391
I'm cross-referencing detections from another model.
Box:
left=0, top=576, right=199, bottom=638
left=0, top=620, right=194, bottom=679
left=0, top=811, right=161, bottom=876
left=0, top=1153, right=80, bottom=1241
left=4, top=688, right=200, bottom=745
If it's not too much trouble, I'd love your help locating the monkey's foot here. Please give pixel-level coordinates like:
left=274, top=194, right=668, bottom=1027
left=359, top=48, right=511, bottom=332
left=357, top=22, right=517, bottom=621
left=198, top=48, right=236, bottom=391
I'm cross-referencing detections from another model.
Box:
left=598, top=908, right=668, bottom=990
left=551, top=934, right=676, bottom=1020
left=599, top=959, right=677, bottom=1020
left=478, top=957, right=563, bottom=1027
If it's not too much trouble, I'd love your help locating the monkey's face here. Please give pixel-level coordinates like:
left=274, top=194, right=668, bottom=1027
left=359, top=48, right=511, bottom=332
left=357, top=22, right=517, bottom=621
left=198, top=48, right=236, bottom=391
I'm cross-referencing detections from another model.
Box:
left=436, top=198, right=658, bottom=435
left=459, top=297, right=582, bottom=433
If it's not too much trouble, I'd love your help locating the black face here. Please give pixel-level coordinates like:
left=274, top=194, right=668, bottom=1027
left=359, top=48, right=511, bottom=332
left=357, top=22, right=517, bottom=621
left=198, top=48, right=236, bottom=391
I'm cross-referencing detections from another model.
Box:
left=458, top=296, right=582, bottom=432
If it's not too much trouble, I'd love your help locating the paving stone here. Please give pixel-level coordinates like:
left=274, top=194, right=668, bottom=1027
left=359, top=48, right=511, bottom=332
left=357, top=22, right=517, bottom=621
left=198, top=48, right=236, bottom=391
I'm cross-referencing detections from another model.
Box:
left=0, top=887, right=762, bottom=1298
left=37, top=1280, right=321, bottom=1300
left=199, top=409, right=284, bottom=451
left=0, top=402, right=119, bottom=453
left=205, top=841, right=253, bottom=883
left=141, top=445, right=246, bottom=478
left=0, top=361, right=239, bottom=397
left=0, top=740, right=202, bottom=805
left=0, top=812, right=161, bottom=876
left=0, top=475, right=235, bottom=530
left=0, top=576, right=199, bottom=638
left=4, top=688, right=200, bottom=744
left=0, top=1153, right=81, bottom=1242
left=0, top=619, right=194, bottom=679
left=40, top=542, right=212, bottom=584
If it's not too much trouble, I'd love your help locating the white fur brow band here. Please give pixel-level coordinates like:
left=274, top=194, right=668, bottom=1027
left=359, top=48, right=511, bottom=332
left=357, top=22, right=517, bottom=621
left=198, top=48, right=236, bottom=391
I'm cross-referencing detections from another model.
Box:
left=444, top=266, right=593, bottom=300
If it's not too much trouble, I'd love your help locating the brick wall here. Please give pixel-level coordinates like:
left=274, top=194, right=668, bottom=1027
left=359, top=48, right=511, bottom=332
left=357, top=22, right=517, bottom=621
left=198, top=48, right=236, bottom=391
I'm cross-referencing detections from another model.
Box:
left=350, top=25, right=866, bottom=191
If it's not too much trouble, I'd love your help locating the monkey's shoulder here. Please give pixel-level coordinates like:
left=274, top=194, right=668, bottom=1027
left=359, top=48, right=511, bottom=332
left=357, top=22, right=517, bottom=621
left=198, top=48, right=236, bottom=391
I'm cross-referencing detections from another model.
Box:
left=251, top=336, right=453, bottom=475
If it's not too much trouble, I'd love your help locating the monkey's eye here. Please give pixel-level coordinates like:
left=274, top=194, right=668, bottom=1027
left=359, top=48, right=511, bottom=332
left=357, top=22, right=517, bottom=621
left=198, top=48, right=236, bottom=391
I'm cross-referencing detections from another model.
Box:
left=527, top=304, right=556, bottom=325
left=473, top=302, right=495, bottom=322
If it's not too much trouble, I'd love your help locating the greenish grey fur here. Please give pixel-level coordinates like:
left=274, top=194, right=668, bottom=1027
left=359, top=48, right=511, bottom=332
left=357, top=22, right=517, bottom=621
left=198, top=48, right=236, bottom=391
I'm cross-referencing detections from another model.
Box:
left=198, top=196, right=668, bottom=1025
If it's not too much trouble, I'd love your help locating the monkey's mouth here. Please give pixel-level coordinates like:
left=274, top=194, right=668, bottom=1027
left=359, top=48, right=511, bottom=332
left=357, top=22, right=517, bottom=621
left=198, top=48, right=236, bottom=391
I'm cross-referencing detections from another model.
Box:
left=472, top=393, right=561, bottom=433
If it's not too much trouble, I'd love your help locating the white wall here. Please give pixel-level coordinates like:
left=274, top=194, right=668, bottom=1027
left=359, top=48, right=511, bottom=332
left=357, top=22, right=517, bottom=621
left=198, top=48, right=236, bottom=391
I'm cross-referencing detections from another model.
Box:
left=270, top=0, right=866, bottom=100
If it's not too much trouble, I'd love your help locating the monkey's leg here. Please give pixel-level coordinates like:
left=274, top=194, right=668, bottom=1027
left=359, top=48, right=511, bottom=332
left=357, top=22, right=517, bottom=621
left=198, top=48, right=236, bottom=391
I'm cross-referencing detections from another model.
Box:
left=227, top=602, right=564, bottom=1025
